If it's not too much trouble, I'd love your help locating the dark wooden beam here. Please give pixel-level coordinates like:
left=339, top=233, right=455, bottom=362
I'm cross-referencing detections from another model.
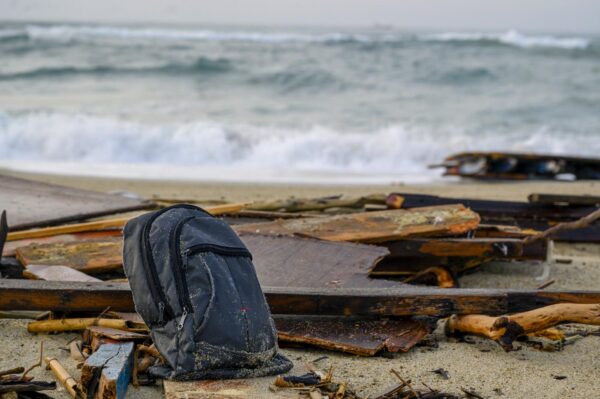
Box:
left=1, top=279, right=600, bottom=317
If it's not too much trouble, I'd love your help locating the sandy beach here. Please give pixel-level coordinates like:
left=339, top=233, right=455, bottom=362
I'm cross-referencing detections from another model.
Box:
left=1, top=169, right=599, bottom=398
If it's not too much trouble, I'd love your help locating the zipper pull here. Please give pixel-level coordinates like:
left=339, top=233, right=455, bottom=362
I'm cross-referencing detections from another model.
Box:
left=158, top=302, right=165, bottom=325
left=182, top=251, right=189, bottom=269
left=177, top=307, right=189, bottom=330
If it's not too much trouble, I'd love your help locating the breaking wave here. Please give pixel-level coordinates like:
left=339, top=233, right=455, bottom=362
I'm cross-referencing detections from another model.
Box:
left=0, top=112, right=596, bottom=181
left=0, top=25, right=591, bottom=50
left=0, top=57, right=233, bottom=80
left=423, top=30, right=590, bottom=49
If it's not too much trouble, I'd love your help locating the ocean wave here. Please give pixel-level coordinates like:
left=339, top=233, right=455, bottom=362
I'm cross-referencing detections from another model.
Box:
left=0, top=25, right=590, bottom=50
left=423, top=30, right=590, bottom=49
left=0, top=112, right=596, bottom=179
left=0, top=56, right=233, bottom=80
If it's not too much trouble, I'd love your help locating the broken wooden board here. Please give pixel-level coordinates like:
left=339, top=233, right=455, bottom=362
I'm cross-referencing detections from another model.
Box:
left=384, top=237, right=547, bottom=260
left=3, top=230, right=122, bottom=257
left=84, top=326, right=148, bottom=352
left=3, top=279, right=600, bottom=317
left=0, top=174, right=152, bottom=231
left=23, top=264, right=102, bottom=282
left=235, top=204, right=480, bottom=243
left=387, top=193, right=600, bottom=242
left=81, top=342, right=134, bottom=399
left=431, top=151, right=600, bottom=180
left=387, top=193, right=595, bottom=221
left=164, top=378, right=297, bottom=399
left=240, top=233, right=395, bottom=289
left=528, top=193, right=600, bottom=207
left=275, top=316, right=429, bottom=356
left=15, top=237, right=122, bottom=274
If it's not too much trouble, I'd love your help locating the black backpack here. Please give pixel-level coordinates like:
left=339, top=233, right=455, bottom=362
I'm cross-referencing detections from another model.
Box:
left=122, top=204, right=293, bottom=380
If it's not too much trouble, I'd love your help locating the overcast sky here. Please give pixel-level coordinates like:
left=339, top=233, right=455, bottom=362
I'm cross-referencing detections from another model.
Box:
left=1, top=0, right=599, bottom=33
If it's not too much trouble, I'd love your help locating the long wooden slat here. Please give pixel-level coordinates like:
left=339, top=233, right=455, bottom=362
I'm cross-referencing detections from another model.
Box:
left=0, top=174, right=152, bottom=231
left=384, top=237, right=547, bottom=260
left=6, top=203, right=249, bottom=242
left=235, top=204, right=480, bottom=243
left=1, top=279, right=599, bottom=317
left=387, top=193, right=595, bottom=220
left=528, top=193, right=600, bottom=207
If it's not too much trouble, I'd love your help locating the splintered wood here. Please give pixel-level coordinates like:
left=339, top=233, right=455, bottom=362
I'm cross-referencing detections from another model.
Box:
left=275, top=317, right=429, bottom=356
left=81, top=342, right=134, bottom=399
left=15, top=238, right=123, bottom=274
left=235, top=205, right=480, bottom=243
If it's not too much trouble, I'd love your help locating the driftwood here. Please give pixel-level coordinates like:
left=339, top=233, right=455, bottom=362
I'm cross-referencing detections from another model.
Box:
left=3, top=279, right=600, bottom=317
left=44, top=357, right=78, bottom=398
left=235, top=204, right=480, bottom=243
left=28, top=318, right=133, bottom=333
left=446, top=303, right=600, bottom=351
left=81, top=342, right=134, bottom=399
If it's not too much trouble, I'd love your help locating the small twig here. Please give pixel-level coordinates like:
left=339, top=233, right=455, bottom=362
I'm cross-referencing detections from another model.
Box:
left=22, top=341, right=44, bottom=379
left=0, top=367, right=25, bottom=377
left=524, top=207, right=600, bottom=244
left=461, top=388, right=484, bottom=399
left=390, top=369, right=420, bottom=398
left=536, top=280, right=555, bottom=290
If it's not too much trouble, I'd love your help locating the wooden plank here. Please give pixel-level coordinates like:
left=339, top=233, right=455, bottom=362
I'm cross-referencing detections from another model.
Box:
left=6, top=203, right=249, bottom=241
left=0, top=210, right=7, bottom=258
left=164, top=379, right=297, bottom=399
left=387, top=193, right=594, bottom=220
left=0, top=174, right=152, bottom=231
left=2, top=279, right=600, bottom=317
left=23, top=264, right=102, bottom=282
left=241, top=233, right=395, bottom=289
left=383, top=238, right=547, bottom=260
left=275, top=316, right=429, bottom=356
left=3, top=230, right=122, bottom=257
left=81, top=342, right=134, bottom=399
left=235, top=205, right=480, bottom=243
left=528, top=193, right=600, bottom=207
left=16, top=238, right=122, bottom=274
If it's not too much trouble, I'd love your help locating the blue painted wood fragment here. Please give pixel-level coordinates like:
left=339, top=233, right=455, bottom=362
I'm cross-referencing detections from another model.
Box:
left=81, top=341, right=134, bottom=399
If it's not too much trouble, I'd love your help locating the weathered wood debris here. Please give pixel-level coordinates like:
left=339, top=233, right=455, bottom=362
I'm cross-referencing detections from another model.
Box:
left=1, top=174, right=600, bottom=398
left=431, top=151, right=600, bottom=181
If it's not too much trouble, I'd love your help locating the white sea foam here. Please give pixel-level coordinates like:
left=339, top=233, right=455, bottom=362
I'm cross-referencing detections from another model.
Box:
left=4, top=25, right=589, bottom=50
left=22, top=25, right=368, bottom=44
left=0, top=112, right=595, bottom=183
left=424, top=29, right=590, bottom=49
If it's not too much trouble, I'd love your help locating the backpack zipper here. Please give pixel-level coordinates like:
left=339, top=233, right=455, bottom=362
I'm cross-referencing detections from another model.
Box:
left=140, top=204, right=205, bottom=326
left=170, top=216, right=196, bottom=330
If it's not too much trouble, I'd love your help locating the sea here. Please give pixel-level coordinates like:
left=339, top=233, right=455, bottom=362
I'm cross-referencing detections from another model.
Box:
left=0, top=22, right=599, bottom=183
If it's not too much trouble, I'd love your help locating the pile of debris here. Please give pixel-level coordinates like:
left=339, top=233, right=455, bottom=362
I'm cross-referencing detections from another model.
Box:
left=1, top=174, right=600, bottom=398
